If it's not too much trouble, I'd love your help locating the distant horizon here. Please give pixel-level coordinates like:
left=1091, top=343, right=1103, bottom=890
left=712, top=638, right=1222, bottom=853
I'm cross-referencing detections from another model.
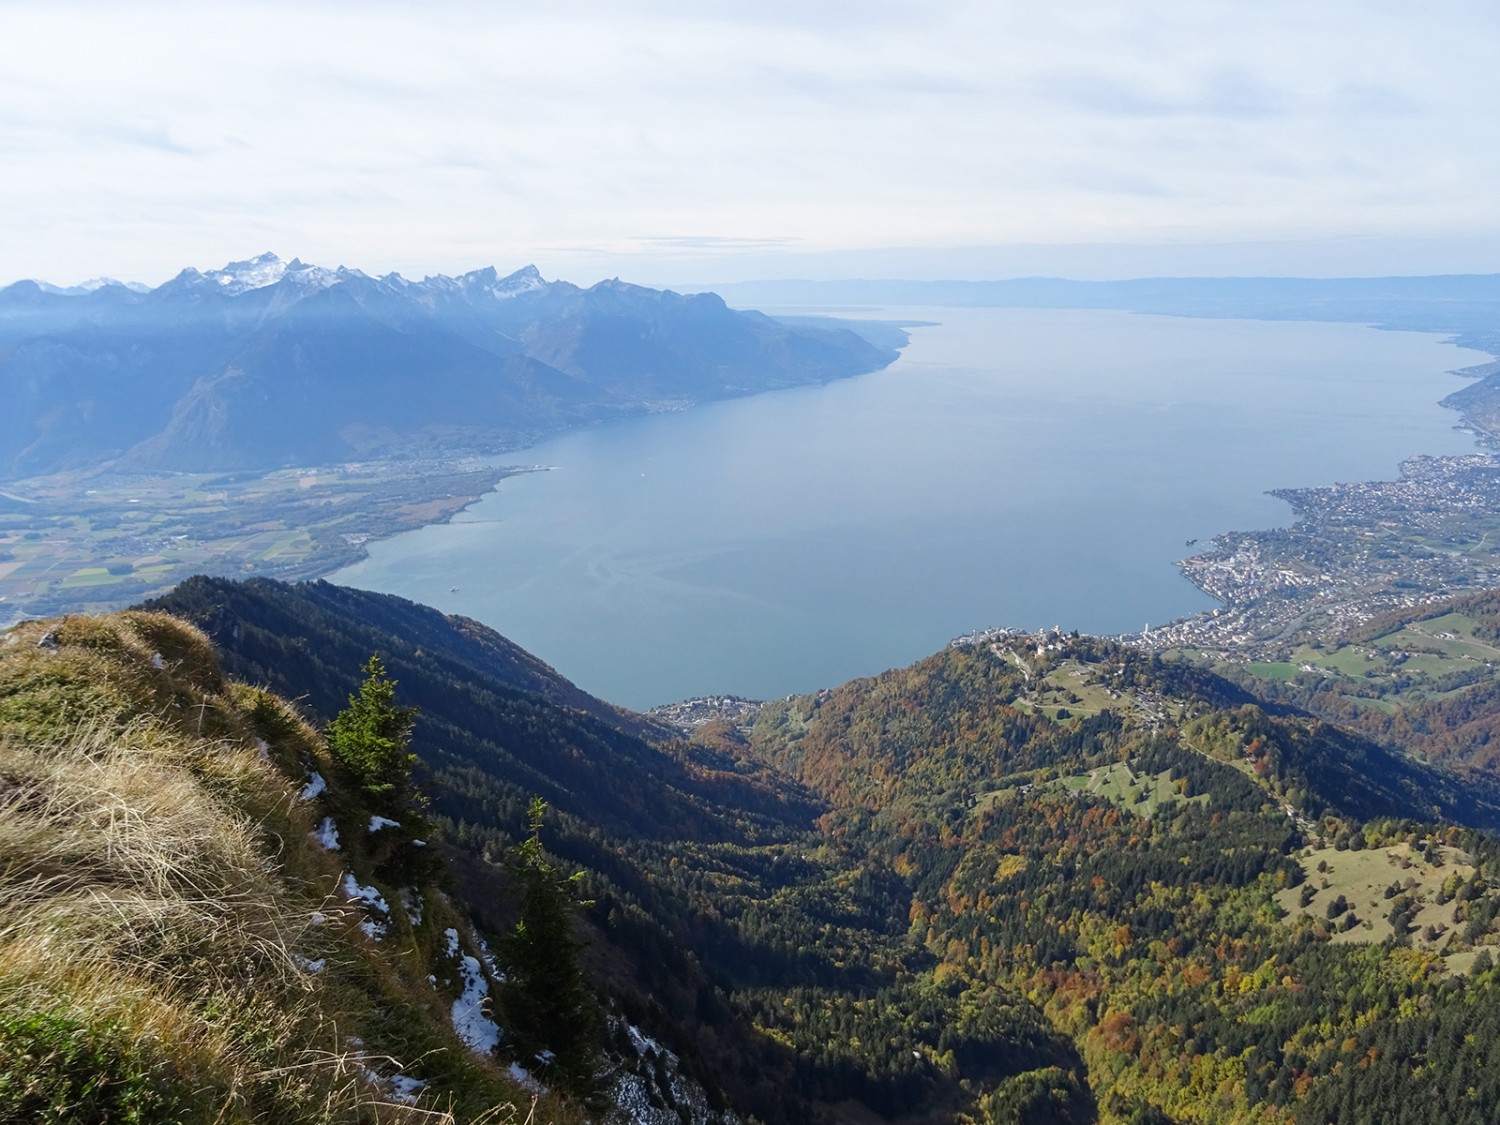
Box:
left=14, top=237, right=1500, bottom=294
left=9, top=2, right=1500, bottom=297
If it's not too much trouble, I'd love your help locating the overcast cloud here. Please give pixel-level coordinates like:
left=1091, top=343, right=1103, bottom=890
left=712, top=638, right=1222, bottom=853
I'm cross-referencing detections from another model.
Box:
left=3, top=0, right=1499, bottom=285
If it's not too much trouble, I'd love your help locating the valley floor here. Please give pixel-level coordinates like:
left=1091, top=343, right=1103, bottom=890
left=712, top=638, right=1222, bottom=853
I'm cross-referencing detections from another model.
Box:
left=0, top=458, right=533, bottom=624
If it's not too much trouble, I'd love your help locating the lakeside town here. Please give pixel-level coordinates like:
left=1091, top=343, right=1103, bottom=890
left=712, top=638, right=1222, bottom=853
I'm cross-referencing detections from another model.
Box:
left=1127, top=453, right=1500, bottom=658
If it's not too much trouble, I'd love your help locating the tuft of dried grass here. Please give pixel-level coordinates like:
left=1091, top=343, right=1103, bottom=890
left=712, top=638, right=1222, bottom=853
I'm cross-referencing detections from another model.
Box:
left=0, top=616, right=463, bottom=1123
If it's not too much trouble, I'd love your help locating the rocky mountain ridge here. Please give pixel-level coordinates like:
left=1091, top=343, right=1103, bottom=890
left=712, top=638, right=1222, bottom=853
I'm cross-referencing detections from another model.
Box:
left=0, top=254, right=900, bottom=477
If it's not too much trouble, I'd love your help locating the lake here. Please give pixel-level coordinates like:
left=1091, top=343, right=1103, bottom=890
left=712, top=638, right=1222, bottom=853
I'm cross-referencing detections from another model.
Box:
left=332, top=308, right=1485, bottom=709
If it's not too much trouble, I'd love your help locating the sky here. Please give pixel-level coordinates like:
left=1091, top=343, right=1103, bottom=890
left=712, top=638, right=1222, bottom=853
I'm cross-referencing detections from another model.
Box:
left=4, top=0, right=1500, bottom=287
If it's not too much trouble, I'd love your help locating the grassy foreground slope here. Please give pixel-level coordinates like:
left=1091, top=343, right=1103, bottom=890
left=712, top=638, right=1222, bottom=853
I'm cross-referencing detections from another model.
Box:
left=0, top=611, right=577, bottom=1124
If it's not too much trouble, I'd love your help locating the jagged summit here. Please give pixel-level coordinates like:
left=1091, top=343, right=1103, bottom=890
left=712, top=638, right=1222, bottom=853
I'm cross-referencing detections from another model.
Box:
left=202, top=250, right=290, bottom=293
left=0, top=253, right=901, bottom=475
left=34, top=276, right=145, bottom=295
left=20, top=254, right=554, bottom=304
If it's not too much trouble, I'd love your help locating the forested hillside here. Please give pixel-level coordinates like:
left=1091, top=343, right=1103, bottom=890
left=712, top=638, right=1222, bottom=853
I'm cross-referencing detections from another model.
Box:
left=0, top=610, right=695, bottom=1123
left=1224, top=589, right=1500, bottom=776
left=134, top=578, right=1500, bottom=1123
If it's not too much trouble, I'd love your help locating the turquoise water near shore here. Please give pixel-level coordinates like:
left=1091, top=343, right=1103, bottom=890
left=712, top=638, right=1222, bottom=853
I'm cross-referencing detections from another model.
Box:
left=333, top=308, right=1485, bottom=709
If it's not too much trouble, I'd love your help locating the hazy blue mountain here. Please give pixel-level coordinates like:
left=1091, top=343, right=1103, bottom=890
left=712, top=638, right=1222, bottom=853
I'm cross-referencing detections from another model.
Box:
left=705, top=273, right=1500, bottom=334
left=0, top=254, right=899, bottom=476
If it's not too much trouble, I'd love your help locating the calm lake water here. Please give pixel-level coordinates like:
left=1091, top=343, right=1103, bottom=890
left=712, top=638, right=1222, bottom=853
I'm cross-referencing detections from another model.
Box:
left=333, top=308, right=1485, bottom=709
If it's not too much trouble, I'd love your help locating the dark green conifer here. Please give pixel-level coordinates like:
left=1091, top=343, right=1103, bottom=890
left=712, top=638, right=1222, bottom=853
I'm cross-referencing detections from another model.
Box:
left=326, top=654, right=418, bottom=814
left=498, top=797, right=600, bottom=1091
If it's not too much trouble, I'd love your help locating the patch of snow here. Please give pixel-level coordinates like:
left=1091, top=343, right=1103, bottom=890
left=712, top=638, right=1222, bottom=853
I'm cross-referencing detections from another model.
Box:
left=369, top=815, right=400, bottom=832
left=610, top=1072, right=663, bottom=1124
left=446, top=927, right=502, bottom=1055
left=476, top=934, right=504, bottom=979
left=150, top=651, right=165, bottom=669
left=387, top=1074, right=427, bottom=1104
left=311, top=817, right=340, bottom=850
left=357, top=1062, right=427, bottom=1106
left=508, top=1062, right=544, bottom=1092
left=310, top=911, right=327, bottom=925
left=603, top=1015, right=731, bottom=1125
left=293, top=955, right=326, bottom=974
left=399, top=888, right=423, bottom=927
left=411, top=839, right=427, bottom=847
left=300, top=772, right=327, bottom=801
left=343, top=872, right=390, bottom=940
left=627, top=1024, right=673, bottom=1061
left=254, top=738, right=271, bottom=761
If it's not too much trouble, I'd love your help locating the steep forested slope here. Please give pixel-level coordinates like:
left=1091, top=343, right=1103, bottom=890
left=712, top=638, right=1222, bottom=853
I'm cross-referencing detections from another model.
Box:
left=745, top=635, right=1500, bottom=1123
left=124, top=579, right=1500, bottom=1123
left=145, top=578, right=1092, bottom=1123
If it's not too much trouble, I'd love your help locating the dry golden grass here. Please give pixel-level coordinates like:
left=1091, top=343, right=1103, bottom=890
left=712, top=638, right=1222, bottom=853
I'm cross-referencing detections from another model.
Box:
left=0, top=613, right=559, bottom=1124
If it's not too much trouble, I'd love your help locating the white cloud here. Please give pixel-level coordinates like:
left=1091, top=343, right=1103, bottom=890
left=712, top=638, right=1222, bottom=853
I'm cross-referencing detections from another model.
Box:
left=2, top=0, right=1499, bottom=284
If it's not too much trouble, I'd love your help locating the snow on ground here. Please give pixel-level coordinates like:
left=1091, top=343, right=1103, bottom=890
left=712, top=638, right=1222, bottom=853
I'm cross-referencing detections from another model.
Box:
left=627, top=1024, right=672, bottom=1060
left=369, top=815, right=400, bottom=831
left=386, top=1074, right=427, bottom=1104
left=343, top=872, right=391, bottom=940
left=399, top=888, right=423, bottom=927
left=508, top=1062, right=544, bottom=1092
left=476, top=934, right=503, bottom=979
left=444, top=927, right=502, bottom=1054
left=300, top=772, right=327, bottom=800
left=311, top=817, right=340, bottom=850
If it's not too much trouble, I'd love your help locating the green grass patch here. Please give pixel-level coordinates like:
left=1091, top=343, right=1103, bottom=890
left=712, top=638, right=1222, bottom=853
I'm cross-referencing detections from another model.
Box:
left=0, top=1009, right=192, bottom=1125
left=1246, top=661, right=1297, bottom=682
left=58, top=567, right=126, bottom=589
left=1055, top=762, right=1203, bottom=817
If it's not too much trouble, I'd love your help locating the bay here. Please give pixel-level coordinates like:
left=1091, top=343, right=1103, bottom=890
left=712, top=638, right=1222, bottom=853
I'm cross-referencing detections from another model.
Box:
left=332, top=308, right=1485, bottom=709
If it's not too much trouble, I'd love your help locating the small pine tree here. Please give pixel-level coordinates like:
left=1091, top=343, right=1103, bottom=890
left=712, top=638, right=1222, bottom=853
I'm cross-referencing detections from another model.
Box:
left=499, top=798, right=600, bottom=1091
left=327, top=654, right=418, bottom=815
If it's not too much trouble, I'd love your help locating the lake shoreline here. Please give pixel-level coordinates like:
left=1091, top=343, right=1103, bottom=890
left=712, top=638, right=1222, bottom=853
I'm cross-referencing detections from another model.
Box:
left=329, top=310, right=1488, bottom=709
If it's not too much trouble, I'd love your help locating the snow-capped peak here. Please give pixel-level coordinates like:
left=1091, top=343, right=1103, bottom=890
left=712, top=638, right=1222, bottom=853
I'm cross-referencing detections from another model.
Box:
left=425, top=264, right=549, bottom=301
left=203, top=252, right=288, bottom=294
left=487, top=264, right=548, bottom=299
left=280, top=258, right=342, bottom=290
left=33, top=277, right=140, bottom=296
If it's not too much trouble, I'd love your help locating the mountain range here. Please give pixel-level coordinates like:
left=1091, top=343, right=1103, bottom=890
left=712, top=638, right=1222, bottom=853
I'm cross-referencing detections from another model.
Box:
left=0, top=253, right=899, bottom=477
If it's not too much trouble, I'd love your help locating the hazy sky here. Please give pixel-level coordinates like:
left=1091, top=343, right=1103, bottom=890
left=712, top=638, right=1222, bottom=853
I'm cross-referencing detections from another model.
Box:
left=5, top=0, right=1500, bottom=286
